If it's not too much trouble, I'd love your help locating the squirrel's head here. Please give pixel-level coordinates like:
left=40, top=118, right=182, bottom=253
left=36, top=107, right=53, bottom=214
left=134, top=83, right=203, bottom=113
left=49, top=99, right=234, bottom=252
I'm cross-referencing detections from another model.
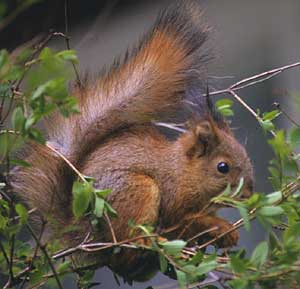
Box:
left=175, top=117, right=254, bottom=203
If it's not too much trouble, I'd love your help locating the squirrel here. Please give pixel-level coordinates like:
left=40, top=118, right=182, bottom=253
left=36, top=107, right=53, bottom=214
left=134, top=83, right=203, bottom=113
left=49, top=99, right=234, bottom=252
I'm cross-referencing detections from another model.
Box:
left=11, top=0, right=254, bottom=281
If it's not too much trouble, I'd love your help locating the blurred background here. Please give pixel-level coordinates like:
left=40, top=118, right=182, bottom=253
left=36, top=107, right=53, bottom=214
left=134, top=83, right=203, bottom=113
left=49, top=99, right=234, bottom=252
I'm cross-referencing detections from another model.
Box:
left=1, top=0, right=300, bottom=288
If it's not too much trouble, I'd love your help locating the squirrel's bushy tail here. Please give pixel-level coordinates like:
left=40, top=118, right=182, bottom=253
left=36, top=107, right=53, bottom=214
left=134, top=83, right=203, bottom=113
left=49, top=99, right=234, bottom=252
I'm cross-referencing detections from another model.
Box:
left=12, top=0, right=210, bottom=220
left=49, top=0, right=210, bottom=164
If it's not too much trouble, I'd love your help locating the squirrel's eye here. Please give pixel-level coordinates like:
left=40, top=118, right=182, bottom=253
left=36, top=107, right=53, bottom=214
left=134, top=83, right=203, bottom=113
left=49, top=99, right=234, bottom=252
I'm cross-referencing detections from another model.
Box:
left=217, top=162, right=229, bottom=174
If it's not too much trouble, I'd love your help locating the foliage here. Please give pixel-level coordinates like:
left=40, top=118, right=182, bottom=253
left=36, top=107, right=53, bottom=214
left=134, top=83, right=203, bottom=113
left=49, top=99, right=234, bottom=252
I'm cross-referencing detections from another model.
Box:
left=1, top=28, right=300, bottom=289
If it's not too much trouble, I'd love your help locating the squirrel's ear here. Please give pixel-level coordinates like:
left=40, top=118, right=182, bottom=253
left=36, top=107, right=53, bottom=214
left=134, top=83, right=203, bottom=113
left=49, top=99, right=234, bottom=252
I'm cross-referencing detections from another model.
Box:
left=185, top=120, right=220, bottom=158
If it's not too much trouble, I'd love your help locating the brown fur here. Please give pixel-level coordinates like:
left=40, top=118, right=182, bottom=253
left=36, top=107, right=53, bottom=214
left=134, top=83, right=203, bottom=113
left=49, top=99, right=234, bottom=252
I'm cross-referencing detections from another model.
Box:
left=11, top=0, right=253, bottom=281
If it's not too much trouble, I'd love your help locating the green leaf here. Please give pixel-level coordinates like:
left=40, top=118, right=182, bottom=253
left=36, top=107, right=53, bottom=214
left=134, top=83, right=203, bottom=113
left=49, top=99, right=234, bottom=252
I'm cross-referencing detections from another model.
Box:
left=95, top=189, right=112, bottom=199
left=29, top=269, right=45, bottom=286
left=263, top=110, right=281, bottom=121
left=104, top=202, right=118, bottom=217
left=72, top=181, right=93, bottom=219
left=188, top=251, right=203, bottom=265
left=258, top=206, right=284, bottom=217
left=94, top=197, right=105, bottom=218
left=134, top=224, right=154, bottom=236
left=250, top=241, right=268, bottom=268
left=237, top=204, right=250, bottom=231
left=246, top=193, right=261, bottom=208
left=15, top=241, right=32, bottom=259
left=289, top=127, right=300, bottom=148
left=10, top=158, right=31, bottom=167
left=27, top=46, right=74, bottom=95
left=31, top=81, right=50, bottom=101
left=216, top=99, right=234, bottom=107
left=264, top=191, right=282, bottom=205
left=0, top=214, right=8, bottom=229
left=57, top=260, right=71, bottom=274
left=11, top=107, right=25, bottom=132
left=59, top=96, right=79, bottom=117
left=25, top=115, right=38, bottom=130
left=269, top=231, right=282, bottom=251
left=196, top=259, right=217, bottom=275
left=228, top=278, right=249, bottom=289
left=28, top=127, right=45, bottom=143
left=216, top=98, right=234, bottom=117
left=232, top=177, right=244, bottom=197
left=0, top=83, right=11, bottom=99
left=268, top=131, right=290, bottom=159
left=56, top=50, right=78, bottom=62
left=259, top=119, right=274, bottom=132
left=159, top=254, right=168, bottom=273
left=230, top=251, right=249, bottom=274
left=161, top=240, right=187, bottom=256
left=220, top=108, right=234, bottom=116
left=0, top=132, right=9, bottom=156
left=222, top=183, right=232, bottom=196
left=268, top=166, right=281, bottom=190
left=15, top=204, right=28, bottom=224
left=0, top=49, right=9, bottom=68
left=283, top=222, right=300, bottom=243
left=39, top=47, right=53, bottom=60
left=175, top=270, right=187, bottom=289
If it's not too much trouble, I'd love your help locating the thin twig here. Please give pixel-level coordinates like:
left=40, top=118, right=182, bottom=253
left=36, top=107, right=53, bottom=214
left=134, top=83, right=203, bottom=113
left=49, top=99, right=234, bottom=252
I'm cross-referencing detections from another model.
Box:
left=26, top=224, right=64, bottom=289
left=46, top=143, right=85, bottom=182
left=186, top=226, right=219, bottom=244
left=207, top=62, right=300, bottom=139
left=228, top=89, right=276, bottom=137
left=53, top=234, right=158, bottom=260
left=228, top=90, right=259, bottom=120
left=104, top=212, right=117, bottom=243
left=208, top=61, right=300, bottom=97
left=273, top=102, right=300, bottom=128
left=8, top=235, right=15, bottom=281
left=64, top=0, right=82, bottom=87
left=18, top=220, right=46, bottom=289
left=10, top=208, right=37, bottom=222
left=4, top=234, right=15, bottom=289
left=230, top=62, right=300, bottom=90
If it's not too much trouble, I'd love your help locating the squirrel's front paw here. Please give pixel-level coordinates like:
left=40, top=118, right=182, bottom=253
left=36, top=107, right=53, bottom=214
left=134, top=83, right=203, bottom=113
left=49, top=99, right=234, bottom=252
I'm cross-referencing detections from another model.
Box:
left=210, top=222, right=239, bottom=248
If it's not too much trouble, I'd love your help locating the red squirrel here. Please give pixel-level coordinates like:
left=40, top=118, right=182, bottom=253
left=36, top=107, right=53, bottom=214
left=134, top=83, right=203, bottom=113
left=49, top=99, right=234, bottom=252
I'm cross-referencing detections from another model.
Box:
left=11, top=0, right=254, bottom=281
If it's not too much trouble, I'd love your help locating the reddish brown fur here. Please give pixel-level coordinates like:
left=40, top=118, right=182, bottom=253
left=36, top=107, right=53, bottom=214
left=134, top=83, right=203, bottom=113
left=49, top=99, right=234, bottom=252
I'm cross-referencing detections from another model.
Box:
left=11, top=0, right=253, bottom=281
